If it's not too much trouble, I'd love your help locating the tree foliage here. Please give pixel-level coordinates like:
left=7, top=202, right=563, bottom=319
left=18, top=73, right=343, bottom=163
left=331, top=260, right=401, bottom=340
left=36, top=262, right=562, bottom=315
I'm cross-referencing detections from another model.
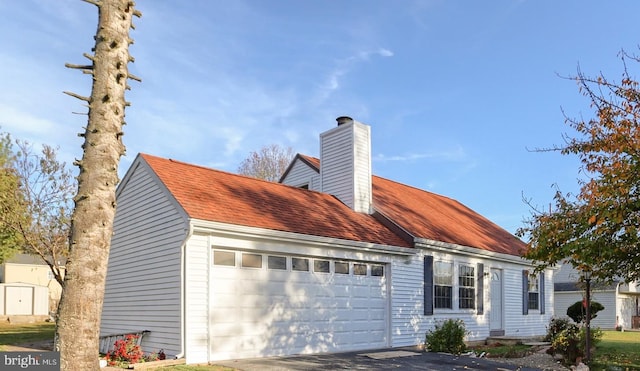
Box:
left=566, top=300, right=604, bottom=324
left=12, top=140, right=73, bottom=285
left=518, top=49, right=640, bottom=282
left=237, top=144, right=295, bottom=182
left=0, top=132, right=26, bottom=263
left=0, top=131, right=73, bottom=284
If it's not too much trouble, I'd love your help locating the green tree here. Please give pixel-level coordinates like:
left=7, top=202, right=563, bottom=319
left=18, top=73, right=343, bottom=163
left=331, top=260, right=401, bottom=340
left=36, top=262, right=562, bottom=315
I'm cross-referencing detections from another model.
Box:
left=10, top=140, right=73, bottom=285
left=0, top=132, right=27, bottom=263
left=56, top=0, right=140, bottom=369
left=238, top=144, right=295, bottom=182
left=518, top=50, right=640, bottom=282
left=566, top=300, right=604, bottom=324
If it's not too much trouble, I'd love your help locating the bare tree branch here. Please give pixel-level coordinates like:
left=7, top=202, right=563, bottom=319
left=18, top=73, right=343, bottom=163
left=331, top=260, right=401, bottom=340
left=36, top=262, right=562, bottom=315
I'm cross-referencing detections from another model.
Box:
left=63, top=91, right=90, bottom=102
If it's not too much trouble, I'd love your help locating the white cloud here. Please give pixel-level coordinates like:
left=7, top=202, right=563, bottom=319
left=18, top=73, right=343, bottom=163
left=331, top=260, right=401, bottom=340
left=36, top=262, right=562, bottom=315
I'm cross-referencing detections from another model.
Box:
left=0, top=104, right=57, bottom=137
left=377, top=48, right=394, bottom=57
left=374, top=145, right=466, bottom=163
left=317, top=47, right=394, bottom=102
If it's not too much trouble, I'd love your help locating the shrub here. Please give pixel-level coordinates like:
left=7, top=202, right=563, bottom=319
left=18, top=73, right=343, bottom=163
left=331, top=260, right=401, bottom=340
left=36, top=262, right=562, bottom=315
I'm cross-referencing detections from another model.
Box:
left=566, top=300, right=604, bottom=324
left=550, top=323, right=581, bottom=364
left=545, top=317, right=573, bottom=342
left=105, top=334, right=144, bottom=367
left=548, top=321, right=603, bottom=366
left=425, top=319, right=468, bottom=354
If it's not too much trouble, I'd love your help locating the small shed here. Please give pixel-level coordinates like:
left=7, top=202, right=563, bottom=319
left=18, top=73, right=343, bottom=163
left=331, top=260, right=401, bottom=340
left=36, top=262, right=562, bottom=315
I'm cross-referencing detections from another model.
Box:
left=0, top=283, right=49, bottom=316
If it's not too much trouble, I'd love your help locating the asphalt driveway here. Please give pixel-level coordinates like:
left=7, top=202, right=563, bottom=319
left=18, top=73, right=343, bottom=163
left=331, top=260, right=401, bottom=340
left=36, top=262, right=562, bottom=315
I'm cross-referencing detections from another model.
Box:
left=215, top=347, right=546, bottom=371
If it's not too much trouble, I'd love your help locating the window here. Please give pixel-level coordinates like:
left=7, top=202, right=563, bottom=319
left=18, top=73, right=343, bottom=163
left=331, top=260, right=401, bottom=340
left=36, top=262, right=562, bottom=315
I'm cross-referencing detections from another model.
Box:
left=458, top=265, right=475, bottom=309
left=213, top=251, right=235, bottom=266
left=292, top=257, right=309, bottom=271
left=528, top=274, right=539, bottom=310
left=434, top=261, right=453, bottom=309
left=353, top=263, right=367, bottom=275
left=241, top=253, right=262, bottom=268
left=334, top=261, right=349, bottom=274
left=314, top=260, right=330, bottom=273
left=371, top=265, right=384, bottom=277
left=267, top=256, right=287, bottom=270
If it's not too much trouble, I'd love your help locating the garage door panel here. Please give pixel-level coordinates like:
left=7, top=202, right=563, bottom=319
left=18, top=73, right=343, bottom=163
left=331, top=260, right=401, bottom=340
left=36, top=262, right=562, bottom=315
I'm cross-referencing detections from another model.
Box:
left=352, top=298, right=376, bottom=308
left=332, top=286, right=351, bottom=297
left=369, top=310, right=386, bottom=320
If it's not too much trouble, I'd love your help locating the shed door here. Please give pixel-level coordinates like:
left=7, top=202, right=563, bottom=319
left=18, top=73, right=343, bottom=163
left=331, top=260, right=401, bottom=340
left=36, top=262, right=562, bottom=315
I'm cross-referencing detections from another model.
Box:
left=208, top=250, right=389, bottom=361
left=6, top=286, right=34, bottom=315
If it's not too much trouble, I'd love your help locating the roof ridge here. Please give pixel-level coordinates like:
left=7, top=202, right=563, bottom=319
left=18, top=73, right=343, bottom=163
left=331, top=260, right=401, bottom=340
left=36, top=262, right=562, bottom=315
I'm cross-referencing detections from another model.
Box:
left=295, top=153, right=459, bottom=204
left=372, top=174, right=459, bottom=203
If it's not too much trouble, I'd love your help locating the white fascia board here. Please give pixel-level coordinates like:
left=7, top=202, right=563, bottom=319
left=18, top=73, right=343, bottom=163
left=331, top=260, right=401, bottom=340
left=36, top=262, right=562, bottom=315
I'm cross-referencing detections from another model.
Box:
left=189, top=219, right=416, bottom=257
left=415, top=237, right=533, bottom=266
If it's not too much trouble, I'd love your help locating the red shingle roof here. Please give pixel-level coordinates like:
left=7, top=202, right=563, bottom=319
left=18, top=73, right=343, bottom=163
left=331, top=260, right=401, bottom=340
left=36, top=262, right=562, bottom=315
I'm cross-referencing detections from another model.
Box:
left=140, top=153, right=525, bottom=256
left=298, top=154, right=525, bottom=256
left=140, top=154, right=412, bottom=248
left=372, top=176, right=525, bottom=255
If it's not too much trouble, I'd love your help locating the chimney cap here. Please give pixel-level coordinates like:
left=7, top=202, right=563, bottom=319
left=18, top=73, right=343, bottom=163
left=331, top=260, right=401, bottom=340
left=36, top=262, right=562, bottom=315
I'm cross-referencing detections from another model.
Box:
left=336, top=116, right=354, bottom=126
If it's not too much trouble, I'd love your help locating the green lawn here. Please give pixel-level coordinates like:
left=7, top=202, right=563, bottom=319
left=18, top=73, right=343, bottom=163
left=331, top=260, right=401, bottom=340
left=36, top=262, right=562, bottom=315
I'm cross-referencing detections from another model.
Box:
left=0, top=321, right=55, bottom=350
left=591, top=330, right=640, bottom=370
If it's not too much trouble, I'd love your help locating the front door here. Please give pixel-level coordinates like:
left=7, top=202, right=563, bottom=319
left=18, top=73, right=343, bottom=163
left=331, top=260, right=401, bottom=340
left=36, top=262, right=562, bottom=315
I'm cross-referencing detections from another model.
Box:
left=489, top=268, right=504, bottom=336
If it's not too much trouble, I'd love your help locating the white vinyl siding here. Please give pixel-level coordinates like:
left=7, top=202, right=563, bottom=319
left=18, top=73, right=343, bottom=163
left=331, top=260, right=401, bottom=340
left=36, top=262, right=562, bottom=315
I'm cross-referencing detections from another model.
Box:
left=184, top=234, right=210, bottom=364
left=280, top=160, right=320, bottom=190
left=503, top=269, right=552, bottom=333
left=554, top=290, right=617, bottom=329
left=553, top=263, right=580, bottom=283
left=391, top=251, right=553, bottom=348
left=101, top=162, right=188, bottom=358
left=390, top=253, right=429, bottom=347
left=321, top=126, right=354, bottom=208
left=319, top=121, right=372, bottom=213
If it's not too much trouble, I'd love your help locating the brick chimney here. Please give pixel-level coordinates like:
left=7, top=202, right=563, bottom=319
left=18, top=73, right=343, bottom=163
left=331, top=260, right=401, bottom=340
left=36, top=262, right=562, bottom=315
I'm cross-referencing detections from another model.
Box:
left=319, top=116, right=373, bottom=214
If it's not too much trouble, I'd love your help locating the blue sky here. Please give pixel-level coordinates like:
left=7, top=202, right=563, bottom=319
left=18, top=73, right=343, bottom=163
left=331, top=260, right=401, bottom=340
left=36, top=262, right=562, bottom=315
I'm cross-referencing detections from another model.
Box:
left=1, top=1, right=639, bottom=234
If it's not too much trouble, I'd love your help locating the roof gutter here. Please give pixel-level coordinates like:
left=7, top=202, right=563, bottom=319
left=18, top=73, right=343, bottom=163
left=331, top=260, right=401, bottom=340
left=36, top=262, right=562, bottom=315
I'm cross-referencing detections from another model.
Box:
left=190, top=219, right=417, bottom=257
left=415, top=237, right=532, bottom=265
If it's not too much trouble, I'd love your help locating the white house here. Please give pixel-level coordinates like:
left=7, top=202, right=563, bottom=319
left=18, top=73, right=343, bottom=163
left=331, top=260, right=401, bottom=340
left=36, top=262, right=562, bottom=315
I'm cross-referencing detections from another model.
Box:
left=554, top=263, right=640, bottom=329
left=100, top=117, right=553, bottom=363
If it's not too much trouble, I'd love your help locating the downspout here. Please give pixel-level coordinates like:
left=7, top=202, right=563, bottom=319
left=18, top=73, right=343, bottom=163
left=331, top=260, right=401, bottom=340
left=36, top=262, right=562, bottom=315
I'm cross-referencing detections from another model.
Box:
left=207, top=234, right=212, bottom=364
left=175, top=223, right=194, bottom=360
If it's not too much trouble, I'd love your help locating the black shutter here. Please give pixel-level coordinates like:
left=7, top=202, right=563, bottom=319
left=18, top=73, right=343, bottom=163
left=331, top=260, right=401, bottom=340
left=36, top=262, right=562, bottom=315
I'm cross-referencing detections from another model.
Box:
left=424, top=256, right=433, bottom=316
left=522, top=270, right=529, bottom=315
left=539, top=272, right=545, bottom=314
left=476, top=263, right=484, bottom=315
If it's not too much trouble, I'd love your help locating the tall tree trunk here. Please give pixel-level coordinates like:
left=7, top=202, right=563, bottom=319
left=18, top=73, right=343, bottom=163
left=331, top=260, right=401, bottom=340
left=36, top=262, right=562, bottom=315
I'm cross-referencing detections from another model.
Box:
left=56, top=1, right=140, bottom=370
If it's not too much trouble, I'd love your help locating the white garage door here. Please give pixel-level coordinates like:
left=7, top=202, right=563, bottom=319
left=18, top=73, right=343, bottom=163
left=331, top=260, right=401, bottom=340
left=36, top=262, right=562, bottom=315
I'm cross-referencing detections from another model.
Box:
left=209, top=250, right=389, bottom=360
